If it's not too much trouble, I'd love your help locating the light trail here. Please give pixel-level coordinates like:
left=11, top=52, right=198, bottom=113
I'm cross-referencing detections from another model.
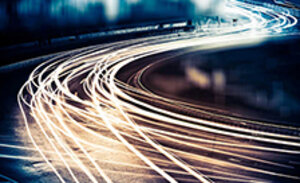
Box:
left=15, top=1, right=300, bottom=183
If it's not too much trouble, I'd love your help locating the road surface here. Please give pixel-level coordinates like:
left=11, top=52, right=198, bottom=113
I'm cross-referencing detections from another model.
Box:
left=0, top=1, right=300, bottom=182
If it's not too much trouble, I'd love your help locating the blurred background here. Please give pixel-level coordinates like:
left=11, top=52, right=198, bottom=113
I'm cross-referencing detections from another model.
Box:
left=0, top=0, right=300, bottom=47
left=0, top=0, right=228, bottom=47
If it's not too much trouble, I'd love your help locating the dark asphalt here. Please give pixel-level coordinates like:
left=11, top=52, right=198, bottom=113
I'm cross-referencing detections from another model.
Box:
left=0, top=35, right=300, bottom=182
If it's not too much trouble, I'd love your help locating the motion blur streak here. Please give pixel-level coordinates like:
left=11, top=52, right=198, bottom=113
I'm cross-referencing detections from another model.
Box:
left=17, top=1, right=299, bottom=183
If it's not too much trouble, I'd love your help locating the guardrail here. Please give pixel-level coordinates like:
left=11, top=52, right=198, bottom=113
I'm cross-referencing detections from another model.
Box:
left=0, top=20, right=194, bottom=66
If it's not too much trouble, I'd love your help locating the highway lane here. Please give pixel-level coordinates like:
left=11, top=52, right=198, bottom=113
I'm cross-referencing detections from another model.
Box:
left=0, top=0, right=299, bottom=182
left=124, top=39, right=300, bottom=183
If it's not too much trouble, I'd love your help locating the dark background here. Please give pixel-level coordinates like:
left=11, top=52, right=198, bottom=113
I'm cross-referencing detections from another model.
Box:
left=0, top=0, right=199, bottom=47
left=2, top=0, right=297, bottom=47
left=0, top=0, right=299, bottom=66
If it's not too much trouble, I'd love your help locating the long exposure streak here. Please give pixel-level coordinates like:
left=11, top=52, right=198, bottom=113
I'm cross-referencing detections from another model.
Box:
left=17, top=1, right=300, bottom=182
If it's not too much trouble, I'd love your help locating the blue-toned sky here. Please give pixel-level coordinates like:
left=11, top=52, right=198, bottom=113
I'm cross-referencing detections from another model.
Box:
left=0, top=0, right=227, bottom=30
left=2, top=0, right=294, bottom=46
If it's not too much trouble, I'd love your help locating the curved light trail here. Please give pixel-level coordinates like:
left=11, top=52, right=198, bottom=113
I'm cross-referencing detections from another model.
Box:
left=16, top=1, right=300, bottom=183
